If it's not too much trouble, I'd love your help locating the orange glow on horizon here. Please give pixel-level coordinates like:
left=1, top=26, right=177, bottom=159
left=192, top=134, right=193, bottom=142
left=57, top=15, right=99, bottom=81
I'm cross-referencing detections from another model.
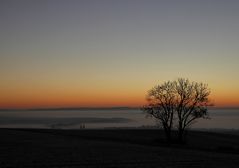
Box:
left=0, top=79, right=239, bottom=109
left=0, top=91, right=239, bottom=109
left=0, top=92, right=146, bottom=109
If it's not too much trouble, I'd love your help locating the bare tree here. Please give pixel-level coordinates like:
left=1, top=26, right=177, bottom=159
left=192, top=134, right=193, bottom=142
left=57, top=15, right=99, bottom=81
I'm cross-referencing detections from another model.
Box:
left=142, top=81, right=176, bottom=142
left=175, top=78, right=211, bottom=142
left=142, top=78, right=211, bottom=142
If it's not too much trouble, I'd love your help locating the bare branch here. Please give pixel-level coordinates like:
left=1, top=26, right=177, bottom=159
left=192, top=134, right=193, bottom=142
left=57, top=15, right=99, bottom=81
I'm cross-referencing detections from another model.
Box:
left=141, top=78, right=212, bottom=142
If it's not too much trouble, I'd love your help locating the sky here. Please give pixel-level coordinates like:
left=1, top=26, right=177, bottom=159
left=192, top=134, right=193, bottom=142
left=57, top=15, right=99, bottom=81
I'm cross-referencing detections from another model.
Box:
left=1, top=0, right=239, bottom=108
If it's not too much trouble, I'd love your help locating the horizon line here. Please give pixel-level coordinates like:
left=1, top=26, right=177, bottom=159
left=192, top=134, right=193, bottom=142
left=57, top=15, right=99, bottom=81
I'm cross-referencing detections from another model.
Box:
left=1, top=106, right=239, bottom=111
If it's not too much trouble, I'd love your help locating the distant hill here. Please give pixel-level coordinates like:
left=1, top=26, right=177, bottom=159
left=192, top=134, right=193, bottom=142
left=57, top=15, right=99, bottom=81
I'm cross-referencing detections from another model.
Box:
left=0, top=107, right=139, bottom=111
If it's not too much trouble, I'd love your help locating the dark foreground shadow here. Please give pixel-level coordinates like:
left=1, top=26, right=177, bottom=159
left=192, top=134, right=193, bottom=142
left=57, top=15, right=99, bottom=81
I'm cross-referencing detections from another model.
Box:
left=1, top=128, right=239, bottom=168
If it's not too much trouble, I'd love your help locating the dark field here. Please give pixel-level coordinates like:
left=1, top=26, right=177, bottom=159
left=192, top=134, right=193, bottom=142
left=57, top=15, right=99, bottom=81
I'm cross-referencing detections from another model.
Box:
left=1, top=129, right=239, bottom=167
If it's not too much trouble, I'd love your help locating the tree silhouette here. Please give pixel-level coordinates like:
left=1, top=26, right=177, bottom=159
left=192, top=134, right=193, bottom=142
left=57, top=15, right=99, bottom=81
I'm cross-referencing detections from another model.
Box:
left=142, top=81, right=175, bottom=142
left=142, top=78, right=211, bottom=142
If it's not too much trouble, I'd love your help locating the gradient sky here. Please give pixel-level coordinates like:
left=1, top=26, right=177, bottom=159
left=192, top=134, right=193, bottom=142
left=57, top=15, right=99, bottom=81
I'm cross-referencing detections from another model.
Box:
left=1, top=0, right=239, bottom=108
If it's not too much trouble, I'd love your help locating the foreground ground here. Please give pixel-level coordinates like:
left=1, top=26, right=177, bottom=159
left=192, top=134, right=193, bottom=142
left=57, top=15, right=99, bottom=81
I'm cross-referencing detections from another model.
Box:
left=0, top=129, right=239, bottom=168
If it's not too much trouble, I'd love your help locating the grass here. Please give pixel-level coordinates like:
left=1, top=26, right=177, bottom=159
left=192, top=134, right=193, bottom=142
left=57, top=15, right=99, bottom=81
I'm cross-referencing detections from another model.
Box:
left=0, top=128, right=239, bottom=167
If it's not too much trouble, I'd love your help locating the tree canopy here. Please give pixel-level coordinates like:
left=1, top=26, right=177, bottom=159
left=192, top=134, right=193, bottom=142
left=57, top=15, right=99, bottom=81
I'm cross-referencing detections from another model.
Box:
left=142, top=78, right=211, bottom=142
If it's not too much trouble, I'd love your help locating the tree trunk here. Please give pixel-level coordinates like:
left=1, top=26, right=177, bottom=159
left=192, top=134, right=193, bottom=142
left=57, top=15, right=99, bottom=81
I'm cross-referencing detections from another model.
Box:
left=163, top=126, right=171, bottom=142
left=177, top=121, right=184, bottom=143
left=178, top=127, right=184, bottom=143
